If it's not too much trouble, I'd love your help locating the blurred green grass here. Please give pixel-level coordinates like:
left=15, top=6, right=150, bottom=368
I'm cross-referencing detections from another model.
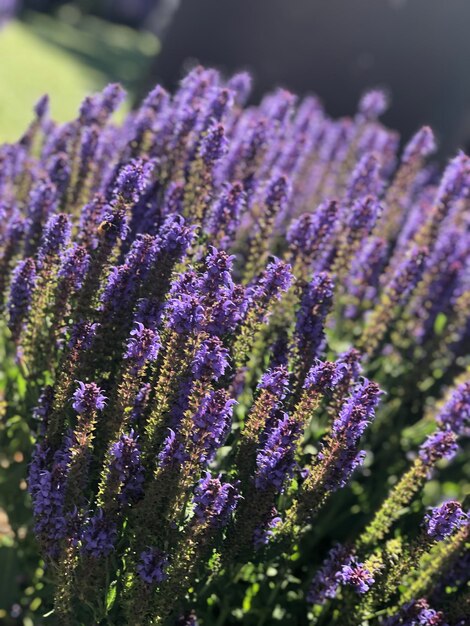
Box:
left=0, top=11, right=159, bottom=141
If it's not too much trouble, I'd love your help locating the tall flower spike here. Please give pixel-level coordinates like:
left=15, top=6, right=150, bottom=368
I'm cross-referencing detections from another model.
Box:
left=191, top=390, right=236, bottom=463
left=7, top=258, right=37, bottom=341
left=295, top=272, right=334, bottom=362
left=255, top=413, right=298, bottom=491
left=37, top=213, right=72, bottom=265
left=331, top=378, right=383, bottom=446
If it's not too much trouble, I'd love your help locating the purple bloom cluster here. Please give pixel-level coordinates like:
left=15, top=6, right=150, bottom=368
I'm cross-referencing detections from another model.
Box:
left=124, top=323, right=161, bottom=371
left=383, top=599, right=448, bottom=626
left=108, top=431, right=145, bottom=505
left=137, top=548, right=169, bottom=585
left=72, top=381, right=107, bottom=414
left=193, top=473, right=240, bottom=528
left=307, top=544, right=352, bottom=605
left=255, top=413, right=298, bottom=491
left=81, top=508, right=117, bottom=558
left=2, top=65, right=468, bottom=624
left=423, top=501, right=467, bottom=542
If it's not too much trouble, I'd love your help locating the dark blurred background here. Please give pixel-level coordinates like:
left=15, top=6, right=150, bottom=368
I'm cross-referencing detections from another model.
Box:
left=4, top=0, right=470, bottom=154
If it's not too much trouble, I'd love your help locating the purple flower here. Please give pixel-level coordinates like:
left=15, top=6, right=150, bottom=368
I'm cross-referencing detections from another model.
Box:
left=124, top=323, right=161, bottom=371
left=345, top=153, right=382, bottom=202
left=72, top=382, right=107, bottom=414
left=137, top=548, right=169, bottom=585
left=253, top=508, right=282, bottom=549
left=206, top=183, right=245, bottom=246
left=307, top=544, right=352, bottom=605
left=303, top=360, right=347, bottom=392
left=113, top=158, right=155, bottom=205
left=248, top=258, right=293, bottom=304
left=436, top=151, right=470, bottom=203
left=81, top=509, right=117, bottom=558
left=322, top=448, right=367, bottom=491
left=199, top=123, right=227, bottom=167
left=332, top=379, right=383, bottom=446
left=166, top=274, right=205, bottom=335
left=419, top=430, right=459, bottom=466
left=108, top=431, right=144, bottom=505
left=227, top=71, right=252, bottom=106
left=191, top=390, right=236, bottom=463
left=68, top=321, right=99, bottom=351
left=255, top=413, right=298, bottom=491
left=295, top=273, right=334, bottom=358
left=28, top=434, right=73, bottom=550
left=358, top=89, right=389, bottom=120
left=193, top=473, right=240, bottom=528
left=57, top=244, right=90, bottom=290
left=191, top=337, right=230, bottom=381
left=436, top=382, right=470, bottom=437
left=383, top=599, right=448, bottom=626
left=157, top=428, right=187, bottom=468
left=335, top=557, right=374, bottom=594
left=423, top=501, right=467, bottom=541
left=287, top=201, right=338, bottom=264
left=7, top=258, right=36, bottom=340
left=258, top=366, right=290, bottom=400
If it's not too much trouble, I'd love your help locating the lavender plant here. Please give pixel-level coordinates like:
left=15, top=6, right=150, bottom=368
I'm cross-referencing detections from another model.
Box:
left=0, top=68, right=468, bottom=625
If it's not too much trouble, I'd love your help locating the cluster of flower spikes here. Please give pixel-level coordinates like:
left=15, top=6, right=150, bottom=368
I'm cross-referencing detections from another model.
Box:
left=0, top=65, right=468, bottom=626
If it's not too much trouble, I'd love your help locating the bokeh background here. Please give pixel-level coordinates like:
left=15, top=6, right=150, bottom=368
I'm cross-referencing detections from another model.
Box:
left=2, top=0, right=470, bottom=155
left=1, top=1, right=470, bottom=623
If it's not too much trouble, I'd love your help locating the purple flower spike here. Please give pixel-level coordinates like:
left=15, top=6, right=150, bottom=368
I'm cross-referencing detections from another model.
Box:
left=38, top=213, right=72, bottom=264
left=113, top=158, right=155, bottom=204
left=81, top=508, right=117, bottom=558
left=192, top=390, right=236, bottom=463
left=402, top=126, right=437, bottom=163
left=258, top=366, right=290, bottom=400
left=332, top=379, right=383, bottom=446
left=199, top=123, right=228, bottom=167
left=307, top=544, right=352, bottom=605
left=108, top=431, right=144, bottom=505
left=335, top=557, right=374, bottom=594
left=419, top=430, right=459, bottom=466
left=137, top=548, right=169, bottom=585
left=303, top=360, right=346, bottom=392
left=383, top=598, right=448, bottom=626
left=193, top=473, right=240, bottom=528
left=255, top=413, right=298, bottom=491
left=72, top=381, right=107, bottom=414
left=424, top=501, right=467, bottom=541
left=296, top=272, right=334, bottom=358
left=249, top=258, right=293, bottom=303
left=58, top=244, right=90, bottom=290
left=124, top=323, right=161, bottom=371
left=436, top=382, right=470, bottom=437
left=7, top=258, right=36, bottom=339
left=191, top=336, right=230, bottom=381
